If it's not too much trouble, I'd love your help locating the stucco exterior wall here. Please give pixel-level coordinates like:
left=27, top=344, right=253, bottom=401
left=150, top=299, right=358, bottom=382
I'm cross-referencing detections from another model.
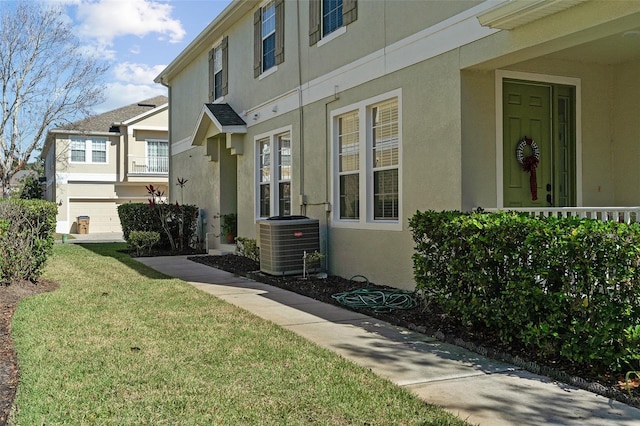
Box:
left=461, top=69, right=496, bottom=211
left=170, top=57, right=209, bottom=141
left=612, top=58, right=640, bottom=206
left=54, top=135, right=119, bottom=175
left=172, top=145, right=220, bottom=242
left=162, top=0, right=640, bottom=289
left=128, top=129, right=168, bottom=159
left=461, top=54, right=640, bottom=211
left=133, top=108, right=168, bottom=128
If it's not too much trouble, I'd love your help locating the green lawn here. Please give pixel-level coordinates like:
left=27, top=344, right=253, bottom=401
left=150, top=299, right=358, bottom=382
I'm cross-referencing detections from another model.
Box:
left=10, top=243, right=467, bottom=425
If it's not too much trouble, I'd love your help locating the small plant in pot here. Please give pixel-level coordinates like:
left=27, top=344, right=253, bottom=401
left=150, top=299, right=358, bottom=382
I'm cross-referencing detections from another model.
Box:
left=221, top=213, right=237, bottom=244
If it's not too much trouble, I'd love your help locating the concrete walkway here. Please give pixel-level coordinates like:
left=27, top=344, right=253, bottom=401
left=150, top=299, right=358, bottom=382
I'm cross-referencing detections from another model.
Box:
left=134, top=255, right=640, bottom=425
left=57, top=232, right=125, bottom=244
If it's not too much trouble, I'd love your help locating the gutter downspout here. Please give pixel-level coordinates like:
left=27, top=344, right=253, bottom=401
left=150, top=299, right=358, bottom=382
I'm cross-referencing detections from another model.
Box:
left=296, top=0, right=305, bottom=217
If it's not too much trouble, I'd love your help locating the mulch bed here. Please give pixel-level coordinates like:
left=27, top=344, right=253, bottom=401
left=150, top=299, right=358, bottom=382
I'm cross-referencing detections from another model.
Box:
left=189, top=253, right=640, bottom=408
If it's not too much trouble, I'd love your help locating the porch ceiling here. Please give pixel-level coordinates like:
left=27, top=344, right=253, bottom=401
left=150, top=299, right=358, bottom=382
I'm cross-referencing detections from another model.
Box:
left=478, top=0, right=589, bottom=30
left=545, top=25, right=640, bottom=65
left=471, top=3, right=640, bottom=69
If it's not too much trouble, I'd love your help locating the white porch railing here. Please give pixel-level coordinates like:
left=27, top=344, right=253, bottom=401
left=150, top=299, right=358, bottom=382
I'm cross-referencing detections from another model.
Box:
left=128, top=156, right=168, bottom=175
left=486, top=207, right=640, bottom=224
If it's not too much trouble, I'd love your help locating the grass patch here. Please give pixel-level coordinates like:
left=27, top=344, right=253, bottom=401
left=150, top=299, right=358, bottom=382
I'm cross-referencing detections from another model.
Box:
left=10, top=244, right=467, bottom=425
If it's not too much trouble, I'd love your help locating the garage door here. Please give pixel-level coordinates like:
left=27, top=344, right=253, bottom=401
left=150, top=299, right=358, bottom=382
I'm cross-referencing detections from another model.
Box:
left=69, top=200, right=133, bottom=233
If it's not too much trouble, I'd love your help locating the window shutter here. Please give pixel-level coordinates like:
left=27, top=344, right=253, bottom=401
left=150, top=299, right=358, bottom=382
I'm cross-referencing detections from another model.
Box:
left=221, top=36, right=228, bottom=96
left=275, top=0, right=285, bottom=65
left=208, top=48, right=216, bottom=103
left=343, top=0, right=358, bottom=25
left=253, top=9, right=262, bottom=78
left=308, top=0, right=320, bottom=46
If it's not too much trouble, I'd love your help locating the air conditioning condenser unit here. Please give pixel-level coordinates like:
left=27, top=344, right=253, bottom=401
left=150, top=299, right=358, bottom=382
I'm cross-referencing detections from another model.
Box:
left=259, top=216, right=320, bottom=276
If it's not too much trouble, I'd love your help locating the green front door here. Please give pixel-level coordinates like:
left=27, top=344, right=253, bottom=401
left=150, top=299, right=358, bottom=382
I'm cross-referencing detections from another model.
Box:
left=503, top=81, right=575, bottom=207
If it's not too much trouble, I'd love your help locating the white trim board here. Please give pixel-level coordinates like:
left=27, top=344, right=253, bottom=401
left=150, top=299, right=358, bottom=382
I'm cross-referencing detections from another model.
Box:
left=245, top=2, right=500, bottom=126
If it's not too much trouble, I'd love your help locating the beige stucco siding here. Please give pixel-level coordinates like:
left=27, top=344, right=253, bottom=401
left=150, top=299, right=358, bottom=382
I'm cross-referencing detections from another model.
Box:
left=461, top=54, right=640, bottom=210
left=171, top=146, right=219, bottom=242
left=132, top=108, right=168, bottom=128
left=54, top=135, right=118, bottom=175
left=612, top=58, right=640, bottom=206
left=170, top=56, right=210, bottom=141
left=301, top=1, right=481, bottom=85
left=461, top=69, right=497, bottom=211
left=163, top=0, right=640, bottom=290
left=226, top=49, right=464, bottom=288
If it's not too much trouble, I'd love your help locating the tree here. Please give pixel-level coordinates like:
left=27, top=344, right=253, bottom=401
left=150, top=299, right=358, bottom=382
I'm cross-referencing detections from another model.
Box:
left=0, top=1, right=108, bottom=197
left=18, top=174, right=43, bottom=200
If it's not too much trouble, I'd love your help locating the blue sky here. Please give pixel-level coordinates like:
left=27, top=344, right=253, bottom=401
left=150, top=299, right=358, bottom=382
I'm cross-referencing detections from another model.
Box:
left=58, top=0, right=233, bottom=113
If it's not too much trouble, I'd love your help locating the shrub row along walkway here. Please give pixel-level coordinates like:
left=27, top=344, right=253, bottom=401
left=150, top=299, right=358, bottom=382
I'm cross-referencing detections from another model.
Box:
left=135, top=255, right=640, bottom=426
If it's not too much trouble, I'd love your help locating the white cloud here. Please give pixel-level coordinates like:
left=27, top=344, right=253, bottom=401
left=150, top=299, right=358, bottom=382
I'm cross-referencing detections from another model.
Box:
left=74, top=0, right=186, bottom=46
left=93, top=82, right=167, bottom=114
left=114, top=62, right=166, bottom=85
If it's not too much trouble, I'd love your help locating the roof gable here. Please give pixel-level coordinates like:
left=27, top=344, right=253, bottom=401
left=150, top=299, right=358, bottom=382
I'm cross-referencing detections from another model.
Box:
left=56, top=95, right=168, bottom=133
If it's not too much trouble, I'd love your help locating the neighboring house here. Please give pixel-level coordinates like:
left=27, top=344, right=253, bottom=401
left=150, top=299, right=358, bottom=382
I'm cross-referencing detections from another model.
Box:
left=8, top=169, right=39, bottom=195
left=155, top=0, right=640, bottom=289
left=42, top=96, right=168, bottom=234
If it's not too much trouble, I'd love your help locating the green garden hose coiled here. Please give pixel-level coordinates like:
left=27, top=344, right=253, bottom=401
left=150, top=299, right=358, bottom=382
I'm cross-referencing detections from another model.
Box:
left=331, top=288, right=417, bottom=313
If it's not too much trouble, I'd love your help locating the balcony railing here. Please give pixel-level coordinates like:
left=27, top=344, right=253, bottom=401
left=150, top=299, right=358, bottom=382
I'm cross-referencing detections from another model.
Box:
left=128, top=156, right=168, bottom=175
left=487, top=207, right=640, bottom=224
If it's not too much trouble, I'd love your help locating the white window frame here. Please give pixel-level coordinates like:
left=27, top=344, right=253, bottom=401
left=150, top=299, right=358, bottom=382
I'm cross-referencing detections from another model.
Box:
left=331, top=89, right=402, bottom=231
left=254, top=125, right=293, bottom=220
left=213, top=45, right=223, bottom=101
left=69, top=137, right=108, bottom=164
left=317, top=0, right=347, bottom=47
left=261, top=1, right=276, bottom=74
left=322, top=0, right=343, bottom=37
left=146, top=139, right=168, bottom=173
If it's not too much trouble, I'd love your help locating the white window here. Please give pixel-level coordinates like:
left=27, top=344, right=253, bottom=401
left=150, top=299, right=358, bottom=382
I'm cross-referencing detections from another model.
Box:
left=323, top=0, right=343, bottom=36
left=332, top=90, right=401, bottom=230
left=70, top=137, right=108, bottom=163
left=147, top=140, right=168, bottom=173
left=209, top=36, right=228, bottom=102
left=92, top=140, right=107, bottom=163
left=254, top=0, right=284, bottom=78
left=337, top=110, right=359, bottom=219
left=213, top=47, right=223, bottom=100
left=256, top=127, right=292, bottom=219
left=261, top=2, right=276, bottom=73
left=70, top=139, right=86, bottom=162
left=309, top=0, right=357, bottom=46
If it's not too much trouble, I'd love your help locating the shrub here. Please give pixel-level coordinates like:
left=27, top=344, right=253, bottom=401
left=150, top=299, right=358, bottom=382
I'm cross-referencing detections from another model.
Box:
left=410, top=210, right=640, bottom=373
left=236, top=237, right=259, bottom=262
left=117, top=202, right=158, bottom=241
left=0, top=199, right=56, bottom=284
left=118, top=202, right=198, bottom=251
left=129, top=231, right=161, bottom=256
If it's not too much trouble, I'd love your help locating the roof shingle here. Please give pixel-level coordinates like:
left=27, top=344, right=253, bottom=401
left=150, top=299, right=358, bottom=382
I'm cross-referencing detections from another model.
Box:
left=58, top=95, right=168, bottom=132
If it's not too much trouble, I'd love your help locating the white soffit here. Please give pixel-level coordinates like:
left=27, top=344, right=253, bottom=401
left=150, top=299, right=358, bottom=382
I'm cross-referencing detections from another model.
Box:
left=478, top=0, right=590, bottom=30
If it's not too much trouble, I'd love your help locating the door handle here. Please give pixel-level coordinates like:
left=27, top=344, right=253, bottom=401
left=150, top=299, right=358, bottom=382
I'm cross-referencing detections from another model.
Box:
left=546, top=183, right=553, bottom=206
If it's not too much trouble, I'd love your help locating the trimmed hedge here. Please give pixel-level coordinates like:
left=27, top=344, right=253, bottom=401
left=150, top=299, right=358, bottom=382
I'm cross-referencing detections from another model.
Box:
left=117, top=202, right=198, bottom=250
left=0, top=199, right=57, bottom=284
left=410, top=210, right=640, bottom=373
left=129, top=230, right=161, bottom=256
